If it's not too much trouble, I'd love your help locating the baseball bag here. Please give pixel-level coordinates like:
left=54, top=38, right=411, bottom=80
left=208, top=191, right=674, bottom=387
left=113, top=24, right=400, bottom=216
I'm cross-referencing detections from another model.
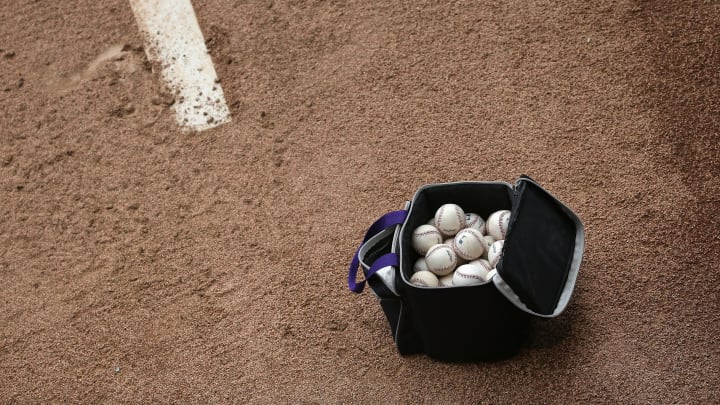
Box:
left=347, top=175, right=584, bottom=361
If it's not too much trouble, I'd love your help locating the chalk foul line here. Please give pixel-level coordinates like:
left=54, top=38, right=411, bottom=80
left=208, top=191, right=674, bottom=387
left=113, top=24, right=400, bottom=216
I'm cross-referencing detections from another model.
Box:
left=129, top=0, right=231, bottom=131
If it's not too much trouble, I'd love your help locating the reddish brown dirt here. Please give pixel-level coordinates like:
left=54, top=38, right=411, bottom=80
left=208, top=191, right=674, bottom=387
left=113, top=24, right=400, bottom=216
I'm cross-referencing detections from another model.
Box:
left=1, top=0, right=718, bottom=403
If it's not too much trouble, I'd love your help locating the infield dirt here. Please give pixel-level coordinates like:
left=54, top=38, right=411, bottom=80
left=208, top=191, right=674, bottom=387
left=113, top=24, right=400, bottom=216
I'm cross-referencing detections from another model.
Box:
left=1, top=1, right=718, bottom=403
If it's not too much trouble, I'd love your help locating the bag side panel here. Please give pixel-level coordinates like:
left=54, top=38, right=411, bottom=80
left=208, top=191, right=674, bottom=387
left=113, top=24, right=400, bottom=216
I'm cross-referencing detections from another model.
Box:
left=403, top=284, right=530, bottom=361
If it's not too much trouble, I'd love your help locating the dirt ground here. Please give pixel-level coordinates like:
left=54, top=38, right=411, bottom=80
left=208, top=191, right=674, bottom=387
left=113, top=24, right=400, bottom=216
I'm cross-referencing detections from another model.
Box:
left=1, top=0, right=718, bottom=403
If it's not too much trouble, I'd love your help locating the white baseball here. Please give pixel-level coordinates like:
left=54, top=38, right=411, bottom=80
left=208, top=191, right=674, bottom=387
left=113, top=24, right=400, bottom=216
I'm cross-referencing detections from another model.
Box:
left=413, top=257, right=429, bottom=273
left=411, top=224, right=442, bottom=255
left=438, top=273, right=455, bottom=287
left=452, top=228, right=485, bottom=260
left=465, top=213, right=486, bottom=234
left=486, top=210, right=511, bottom=240
left=410, top=270, right=439, bottom=288
left=424, top=244, right=457, bottom=276
left=452, top=263, right=490, bottom=286
left=434, top=203, right=466, bottom=236
left=487, top=239, right=505, bottom=268
left=481, top=235, right=495, bottom=259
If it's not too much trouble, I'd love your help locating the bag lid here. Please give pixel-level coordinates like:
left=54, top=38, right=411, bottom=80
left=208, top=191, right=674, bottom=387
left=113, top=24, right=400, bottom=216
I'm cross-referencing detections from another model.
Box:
left=494, top=175, right=585, bottom=318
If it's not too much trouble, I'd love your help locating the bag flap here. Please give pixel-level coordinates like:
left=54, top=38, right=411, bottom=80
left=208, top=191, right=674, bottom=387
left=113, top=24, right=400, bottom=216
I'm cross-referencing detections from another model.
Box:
left=495, top=175, right=585, bottom=317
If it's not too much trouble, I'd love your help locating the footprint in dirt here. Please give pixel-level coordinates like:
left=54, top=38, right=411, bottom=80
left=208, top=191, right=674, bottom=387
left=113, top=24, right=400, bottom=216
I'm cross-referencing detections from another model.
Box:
left=43, top=44, right=147, bottom=92
left=42, top=44, right=173, bottom=127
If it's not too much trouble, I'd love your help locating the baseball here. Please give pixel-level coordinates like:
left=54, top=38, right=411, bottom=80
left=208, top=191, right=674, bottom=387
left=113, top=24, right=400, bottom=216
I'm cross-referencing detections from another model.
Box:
left=411, top=224, right=442, bottom=255
left=413, top=257, right=429, bottom=273
left=425, top=244, right=457, bottom=276
left=434, top=203, right=466, bottom=236
left=486, top=210, right=511, bottom=240
left=465, top=213, right=486, bottom=234
left=410, top=270, right=439, bottom=288
left=481, top=235, right=495, bottom=259
left=452, top=263, right=490, bottom=287
left=487, top=239, right=505, bottom=268
left=452, top=228, right=485, bottom=260
left=438, top=273, right=455, bottom=287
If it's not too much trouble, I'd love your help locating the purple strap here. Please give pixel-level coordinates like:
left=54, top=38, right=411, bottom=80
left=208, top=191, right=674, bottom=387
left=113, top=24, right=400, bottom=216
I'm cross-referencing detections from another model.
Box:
left=365, top=253, right=400, bottom=280
left=347, top=210, right=407, bottom=293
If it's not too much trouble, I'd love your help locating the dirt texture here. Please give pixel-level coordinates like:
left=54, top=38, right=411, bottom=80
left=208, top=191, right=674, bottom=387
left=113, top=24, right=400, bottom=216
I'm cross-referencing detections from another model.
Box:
left=1, top=0, right=718, bottom=403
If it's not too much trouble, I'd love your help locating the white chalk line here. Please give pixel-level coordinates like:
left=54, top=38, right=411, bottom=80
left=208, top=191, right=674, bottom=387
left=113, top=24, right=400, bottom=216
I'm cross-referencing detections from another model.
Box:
left=129, top=0, right=231, bottom=131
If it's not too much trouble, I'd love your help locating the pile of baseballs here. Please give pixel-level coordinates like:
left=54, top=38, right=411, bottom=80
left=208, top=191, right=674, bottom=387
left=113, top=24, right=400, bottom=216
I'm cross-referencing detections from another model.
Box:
left=409, top=203, right=510, bottom=288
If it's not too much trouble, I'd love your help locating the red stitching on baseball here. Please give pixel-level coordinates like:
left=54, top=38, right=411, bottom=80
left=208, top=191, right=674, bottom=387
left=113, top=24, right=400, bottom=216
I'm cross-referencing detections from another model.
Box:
left=414, top=279, right=429, bottom=287
left=469, top=228, right=483, bottom=245
left=454, top=206, right=464, bottom=232
left=414, top=230, right=440, bottom=238
left=456, top=271, right=484, bottom=280
left=489, top=243, right=503, bottom=267
left=475, top=260, right=491, bottom=272
left=435, top=208, right=443, bottom=230
left=436, top=262, right=455, bottom=274
left=498, top=211, right=508, bottom=238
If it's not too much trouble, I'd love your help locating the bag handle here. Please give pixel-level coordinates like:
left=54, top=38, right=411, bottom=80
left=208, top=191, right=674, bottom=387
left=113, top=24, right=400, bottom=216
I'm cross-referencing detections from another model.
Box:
left=347, top=210, right=407, bottom=293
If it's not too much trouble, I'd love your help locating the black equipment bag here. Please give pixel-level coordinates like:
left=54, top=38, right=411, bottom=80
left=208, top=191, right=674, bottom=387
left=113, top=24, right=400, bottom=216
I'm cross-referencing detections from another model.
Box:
left=347, top=175, right=585, bottom=361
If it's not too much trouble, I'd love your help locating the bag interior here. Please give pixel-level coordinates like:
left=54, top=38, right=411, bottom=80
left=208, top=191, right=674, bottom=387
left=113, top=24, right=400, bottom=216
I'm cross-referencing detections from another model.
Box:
left=399, top=181, right=515, bottom=284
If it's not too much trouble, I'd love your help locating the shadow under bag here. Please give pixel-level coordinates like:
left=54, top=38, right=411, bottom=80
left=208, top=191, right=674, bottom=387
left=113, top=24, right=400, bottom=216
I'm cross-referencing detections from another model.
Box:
left=347, top=175, right=585, bottom=361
